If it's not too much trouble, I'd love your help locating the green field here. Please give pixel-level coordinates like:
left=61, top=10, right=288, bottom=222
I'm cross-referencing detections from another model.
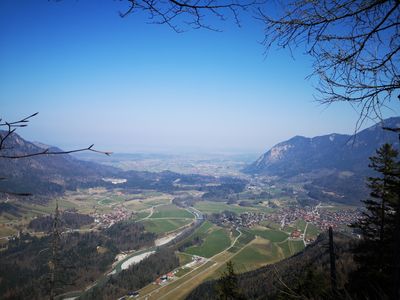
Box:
left=150, top=205, right=194, bottom=219
left=134, top=210, right=151, bottom=219
left=194, top=201, right=261, bottom=214
left=289, top=240, right=305, bottom=253
left=175, top=267, right=192, bottom=277
left=177, top=252, right=194, bottom=266
left=259, top=221, right=281, bottom=230
left=294, top=219, right=307, bottom=231
left=231, top=238, right=283, bottom=273
left=185, top=227, right=231, bottom=258
left=233, top=229, right=255, bottom=248
left=174, top=221, right=213, bottom=250
left=277, top=240, right=305, bottom=257
left=141, top=218, right=192, bottom=234
left=282, top=225, right=296, bottom=233
left=277, top=240, right=291, bottom=257
left=305, top=223, right=320, bottom=239
left=249, top=227, right=289, bottom=242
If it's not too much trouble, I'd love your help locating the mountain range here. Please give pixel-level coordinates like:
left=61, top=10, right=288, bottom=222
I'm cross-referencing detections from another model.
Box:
left=244, top=117, right=400, bottom=204
left=0, top=131, right=241, bottom=201
left=0, top=130, right=119, bottom=197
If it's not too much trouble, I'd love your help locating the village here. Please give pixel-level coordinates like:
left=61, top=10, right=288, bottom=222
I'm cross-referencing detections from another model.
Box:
left=212, top=203, right=361, bottom=235
left=92, top=205, right=133, bottom=228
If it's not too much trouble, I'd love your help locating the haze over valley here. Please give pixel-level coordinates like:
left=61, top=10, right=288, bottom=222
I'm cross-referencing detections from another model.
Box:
left=1, top=1, right=400, bottom=299
left=1, top=117, right=399, bottom=299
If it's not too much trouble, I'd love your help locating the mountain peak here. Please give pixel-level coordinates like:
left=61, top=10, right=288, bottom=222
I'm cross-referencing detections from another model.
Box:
left=244, top=117, right=400, bottom=176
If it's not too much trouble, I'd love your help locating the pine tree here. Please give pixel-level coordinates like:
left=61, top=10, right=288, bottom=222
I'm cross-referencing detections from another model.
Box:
left=49, top=200, right=62, bottom=300
left=349, top=143, right=400, bottom=299
left=216, top=261, right=245, bottom=300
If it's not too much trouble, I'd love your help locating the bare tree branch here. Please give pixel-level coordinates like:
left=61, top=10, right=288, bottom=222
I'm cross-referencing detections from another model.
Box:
left=118, top=0, right=261, bottom=32
left=259, top=0, right=400, bottom=124
left=0, top=113, right=112, bottom=196
left=0, top=113, right=112, bottom=159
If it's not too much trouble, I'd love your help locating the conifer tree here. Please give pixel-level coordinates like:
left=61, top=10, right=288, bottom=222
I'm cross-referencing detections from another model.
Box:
left=349, top=143, right=400, bottom=299
left=216, top=261, right=245, bottom=300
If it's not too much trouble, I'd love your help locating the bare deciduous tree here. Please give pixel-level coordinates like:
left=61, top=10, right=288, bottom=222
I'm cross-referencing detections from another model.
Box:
left=259, top=0, right=400, bottom=128
left=118, top=0, right=258, bottom=31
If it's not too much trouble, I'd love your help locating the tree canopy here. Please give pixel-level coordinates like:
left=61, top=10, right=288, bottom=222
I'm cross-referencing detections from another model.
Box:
left=259, top=0, right=400, bottom=126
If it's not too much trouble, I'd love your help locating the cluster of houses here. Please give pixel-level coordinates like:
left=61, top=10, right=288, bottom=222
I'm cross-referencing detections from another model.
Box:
left=304, top=208, right=361, bottom=231
left=217, top=211, right=269, bottom=228
left=267, top=205, right=360, bottom=232
left=212, top=203, right=360, bottom=241
left=154, top=272, right=176, bottom=285
left=153, top=256, right=206, bottom=286
left=92, top=206, right=133, bottom=228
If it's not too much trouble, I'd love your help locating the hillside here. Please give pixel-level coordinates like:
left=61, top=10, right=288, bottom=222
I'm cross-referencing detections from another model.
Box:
left=0, top=131, right=120, bottom=197
left=186, top=231, right=356, bottom=300
left=0, top=131, right=246, bottom=201
left=244, top=117, right=400, bottom=204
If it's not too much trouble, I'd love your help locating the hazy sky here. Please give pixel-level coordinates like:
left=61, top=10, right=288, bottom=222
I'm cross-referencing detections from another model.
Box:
left=1, top=1, right=399, bottom=154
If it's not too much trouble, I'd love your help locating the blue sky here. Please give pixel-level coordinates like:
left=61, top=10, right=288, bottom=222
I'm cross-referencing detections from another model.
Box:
left=1, top=1, right=398, bottom=154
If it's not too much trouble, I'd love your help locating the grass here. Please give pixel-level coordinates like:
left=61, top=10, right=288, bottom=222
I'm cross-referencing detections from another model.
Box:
left=195, top=221, right=213, bottom=234
left=135, top=210, right=151, bottom=219
left=282, top=225, right=296, bottom=233
left=277, top=240, right=291, bottom=257
left=185, top=228, right=231, bottom=258
left=139, top=260, right=216, bottom=300
left=177, top=252, right=194, bottom=266
left=278, top=240, right=305, bottom=257
left=259, top=221, right=281, bottom=230
left=294, top=219, right=307, bottom=231
left=194, top=201, right=260, bottom=214
left=289, top=240, right=305, bottom=254
left=231, top=237, right=283, bottom=273
left=141, top=218, right=192, bottom=234
left=98, top=198, right=113, bottom=206
left=305, top=223, right=320, bottom=239
left=124, top=196, right=172, bottom=211
left=175, top=221, right=213, bottom=249
left=249, top=226, right=289, bottom=243
left=175, top=267, right=193, bottom=277
left=150, top=205, right=194, bottom=219
left=234, top=229, right=255, bottom=248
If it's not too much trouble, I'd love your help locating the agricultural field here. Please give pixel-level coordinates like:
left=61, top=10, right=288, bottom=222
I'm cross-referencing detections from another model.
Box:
left=141, top=218, right=193, bottom=234
left=294, top=219, right=307, bottom=231
left=184, top=224, right=232, bottom=258
left=194, top=201, right=272, bottom=215
left=305, top=223, right=320, bottom=239
left=177, top=252, right=194, bottom=266
left=136, top=210, right=310, bottom=299
left=230, top=237, right=284, bottom=273
left=248, top=226, right=289, bottom=243
left=289, top=240, right=305, bottom=253
left=134, top=210, right=152, bottom=220
left=277, top=239, right=305, bottom=257
left=150, top=205, right=194, bottom=219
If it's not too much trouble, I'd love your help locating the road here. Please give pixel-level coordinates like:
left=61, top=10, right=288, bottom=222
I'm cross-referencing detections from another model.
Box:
left=303, top=222, right=309, bottom=246
left=138, top=227, right=243, bottom=300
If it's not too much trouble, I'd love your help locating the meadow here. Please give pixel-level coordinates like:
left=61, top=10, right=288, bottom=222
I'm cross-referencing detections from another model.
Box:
left=141, top=218, right=193, bottom=234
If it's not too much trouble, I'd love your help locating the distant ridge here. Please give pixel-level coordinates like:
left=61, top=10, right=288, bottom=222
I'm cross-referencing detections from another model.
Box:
left=0, top=130, right=118, bottom=197
left=243, top=117, right=400, bottom=204
left=244, top=117, right=400, bottom=176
